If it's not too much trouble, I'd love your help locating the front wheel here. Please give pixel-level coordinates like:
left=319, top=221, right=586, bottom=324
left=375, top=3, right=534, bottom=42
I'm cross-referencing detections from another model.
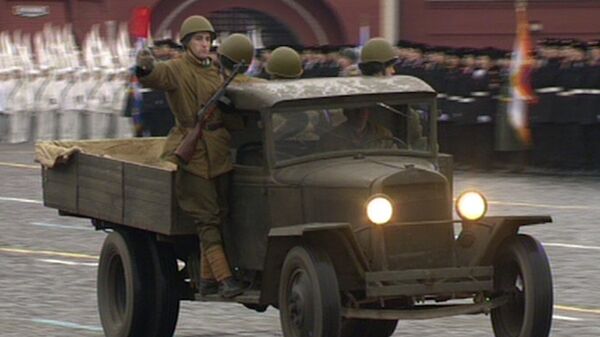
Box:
left=491, top=234, right=553, bottom=337
left=279, top=245, right=341, bottom=337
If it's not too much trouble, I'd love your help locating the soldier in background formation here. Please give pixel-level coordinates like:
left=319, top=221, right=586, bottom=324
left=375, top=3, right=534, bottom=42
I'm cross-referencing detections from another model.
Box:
left=385, top=38, right=600, bottom=169
left=0, top=64, right=133, bottom=143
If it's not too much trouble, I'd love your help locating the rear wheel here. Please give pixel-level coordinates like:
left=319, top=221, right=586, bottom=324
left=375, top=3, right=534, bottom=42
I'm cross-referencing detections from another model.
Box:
left=341, top=319, right=398, bottom=337
left=145, top=236, right=180, bottom=337
left=279, top=245, right=341, bottom=337
left=491, top=234, right=553, bottom=337
left=97, top=230, right=180, bottom=337
left=98, top=230, right=151, bottom=337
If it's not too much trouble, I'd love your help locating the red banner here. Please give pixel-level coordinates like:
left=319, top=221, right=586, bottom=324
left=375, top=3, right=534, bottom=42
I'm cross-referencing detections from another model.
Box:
left=130, top=7, right=151, bottom=39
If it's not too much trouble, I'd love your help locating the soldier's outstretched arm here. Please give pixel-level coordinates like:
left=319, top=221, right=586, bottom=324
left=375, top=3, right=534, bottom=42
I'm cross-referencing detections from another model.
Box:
left=136, top=48, right=178, bottom=91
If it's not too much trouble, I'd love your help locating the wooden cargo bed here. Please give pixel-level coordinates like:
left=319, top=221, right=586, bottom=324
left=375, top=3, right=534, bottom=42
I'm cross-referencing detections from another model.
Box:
left=38, top=138, right=196, bottom=235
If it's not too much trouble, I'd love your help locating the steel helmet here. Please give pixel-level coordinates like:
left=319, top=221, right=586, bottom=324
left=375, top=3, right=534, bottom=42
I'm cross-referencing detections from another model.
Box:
left=360, top=38, right=397, bottom=65
left=266, top=46, right=303, bottom=79
left=180, top=15, right=216, bottom=42
left=218, top=33, right=254, bottom=65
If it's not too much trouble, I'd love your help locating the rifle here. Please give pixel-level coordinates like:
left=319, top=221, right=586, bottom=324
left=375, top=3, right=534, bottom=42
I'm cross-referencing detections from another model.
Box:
left=175, top=63, right=244, bottom=164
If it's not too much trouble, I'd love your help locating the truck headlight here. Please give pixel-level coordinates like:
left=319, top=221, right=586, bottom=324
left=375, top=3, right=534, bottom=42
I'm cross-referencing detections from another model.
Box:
left=456, top=191, right=487, bottom=221
left=367, top=195, right=394, bottom=225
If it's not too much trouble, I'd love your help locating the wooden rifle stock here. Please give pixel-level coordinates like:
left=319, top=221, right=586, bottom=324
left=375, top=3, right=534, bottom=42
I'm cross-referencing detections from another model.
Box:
left=175, top=64, right=244, bottom=164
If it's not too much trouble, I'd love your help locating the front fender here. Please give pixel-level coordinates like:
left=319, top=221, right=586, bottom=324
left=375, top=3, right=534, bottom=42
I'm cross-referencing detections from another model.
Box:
left=456, top=215, right=552, bottom=267
left=260, top=223, right=369, bottom=306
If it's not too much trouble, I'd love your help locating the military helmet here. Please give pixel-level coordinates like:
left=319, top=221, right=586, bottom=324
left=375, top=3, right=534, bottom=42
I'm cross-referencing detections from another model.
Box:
left=360, top=38, right=397, bottom=65
left=266, top=46, right=303, bottom=79
left=218, top=34, right=254, bottom=65
left=180, top=15, right=216, bottom=42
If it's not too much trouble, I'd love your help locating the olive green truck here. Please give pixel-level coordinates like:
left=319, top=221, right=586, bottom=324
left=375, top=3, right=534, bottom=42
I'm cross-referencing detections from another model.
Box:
left=39, top=76, right=553, bottom=337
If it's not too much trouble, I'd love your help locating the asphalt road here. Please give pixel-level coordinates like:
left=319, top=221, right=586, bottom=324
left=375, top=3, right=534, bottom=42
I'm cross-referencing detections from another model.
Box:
left=1, top=142, right=599, bottom=337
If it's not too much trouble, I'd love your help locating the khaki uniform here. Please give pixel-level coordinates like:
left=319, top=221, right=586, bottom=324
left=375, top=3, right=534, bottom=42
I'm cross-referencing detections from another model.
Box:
left=319, top=120, right=394, bottom=151
left=140, top=51, right=230, bottom=179
left=140, top=50, right=232, bottom=249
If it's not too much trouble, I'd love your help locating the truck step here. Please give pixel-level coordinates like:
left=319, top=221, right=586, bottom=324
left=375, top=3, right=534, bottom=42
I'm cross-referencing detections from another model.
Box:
left=194, top=289, right=260, bottom=304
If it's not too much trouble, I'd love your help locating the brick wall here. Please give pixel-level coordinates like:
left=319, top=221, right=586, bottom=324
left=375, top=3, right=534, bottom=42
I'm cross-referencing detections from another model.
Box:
left=3, top=0, right=597, bottom=50
left=401, top=0, right=600, bottom=49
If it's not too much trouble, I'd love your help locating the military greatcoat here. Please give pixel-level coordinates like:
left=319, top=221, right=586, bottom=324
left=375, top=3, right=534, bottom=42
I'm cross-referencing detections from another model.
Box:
left=139, top=50, right=230, bottom=179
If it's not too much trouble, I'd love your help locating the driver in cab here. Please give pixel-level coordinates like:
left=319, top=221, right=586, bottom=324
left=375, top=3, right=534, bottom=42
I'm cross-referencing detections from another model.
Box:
left=318, top=107, right=394, bottom=151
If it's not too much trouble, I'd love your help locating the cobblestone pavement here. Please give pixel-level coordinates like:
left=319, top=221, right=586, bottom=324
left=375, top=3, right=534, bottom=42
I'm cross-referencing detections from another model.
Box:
left=1, top=143, right=599, bottom=336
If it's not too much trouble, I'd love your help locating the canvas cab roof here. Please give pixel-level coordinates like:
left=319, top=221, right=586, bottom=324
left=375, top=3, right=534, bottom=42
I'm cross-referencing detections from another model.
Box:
left=226, top=75, right=436, bottom=111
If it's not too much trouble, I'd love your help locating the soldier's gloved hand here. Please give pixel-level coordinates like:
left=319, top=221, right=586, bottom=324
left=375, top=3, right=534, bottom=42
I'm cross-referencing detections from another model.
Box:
left=135, top=48, right=155, bottom=77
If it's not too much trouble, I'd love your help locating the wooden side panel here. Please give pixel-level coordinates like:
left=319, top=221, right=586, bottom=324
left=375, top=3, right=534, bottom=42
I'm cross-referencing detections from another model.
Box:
left=42, top=155, right=78, bottom=213
left=77, top=155, right=123, bottom=224
left=123, top=163, right=178, bottom=234
left=42, top=152, right=191, bottom=236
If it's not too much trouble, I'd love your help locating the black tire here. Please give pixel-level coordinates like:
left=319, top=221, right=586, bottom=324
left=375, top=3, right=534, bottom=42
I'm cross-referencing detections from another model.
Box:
left=491, top=234, right=553, bottom=337
left=98, top=231, right=181, bottom=337
left=279, top=245, right=341, bottom=337
left=97, top=230, right=152, bottom=337
left=341, top=319, right=398, bottom=337
left=145, top=237, right=180, bottom=337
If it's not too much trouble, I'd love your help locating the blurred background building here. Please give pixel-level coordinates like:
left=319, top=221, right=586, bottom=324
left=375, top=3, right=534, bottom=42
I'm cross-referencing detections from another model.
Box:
left=1, top=0, right=600, bottom=48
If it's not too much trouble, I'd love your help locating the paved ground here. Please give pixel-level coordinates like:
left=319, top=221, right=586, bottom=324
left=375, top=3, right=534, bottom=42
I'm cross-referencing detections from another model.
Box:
left=1, top=142, right=599, bottom=336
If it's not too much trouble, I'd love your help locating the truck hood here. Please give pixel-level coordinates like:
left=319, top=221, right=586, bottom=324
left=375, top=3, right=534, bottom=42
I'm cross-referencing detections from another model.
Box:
left=274, top=156, right=443, bottom=189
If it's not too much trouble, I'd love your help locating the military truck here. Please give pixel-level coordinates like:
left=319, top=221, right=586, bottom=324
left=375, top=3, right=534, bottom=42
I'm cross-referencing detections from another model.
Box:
left=38, top=76, right=553, bottom=337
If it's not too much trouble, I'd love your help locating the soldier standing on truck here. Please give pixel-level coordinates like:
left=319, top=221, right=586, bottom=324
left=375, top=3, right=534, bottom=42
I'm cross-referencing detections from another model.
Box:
left=192, top=33, right=258, bottom=296
left=135, top=15, right=245, bottom=298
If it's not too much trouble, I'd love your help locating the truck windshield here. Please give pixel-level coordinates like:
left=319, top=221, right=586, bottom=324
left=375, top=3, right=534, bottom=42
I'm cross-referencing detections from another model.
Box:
left=271, top=102, right=433, bottom=162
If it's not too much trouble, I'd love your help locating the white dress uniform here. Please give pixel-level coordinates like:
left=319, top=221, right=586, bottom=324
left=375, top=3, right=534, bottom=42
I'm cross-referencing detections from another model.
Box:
left=59, top=74, right=86, bottom=140
left=29, top=75, right=48, bottom=140
left=5, top=77, right=33, bottom=143
left=87, top=73, right=115, bottom=139
left=79, top=74, right=97, bottom=139
left=0, top=76, right=18, bottom=143
left=36, top=75, right=69, bottom=141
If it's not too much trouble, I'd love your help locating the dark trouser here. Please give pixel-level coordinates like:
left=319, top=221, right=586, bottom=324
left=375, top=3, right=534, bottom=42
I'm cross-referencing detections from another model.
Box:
left=176, top=168, right=235, bottom=282
left=175, top=168, right=230, bottom=250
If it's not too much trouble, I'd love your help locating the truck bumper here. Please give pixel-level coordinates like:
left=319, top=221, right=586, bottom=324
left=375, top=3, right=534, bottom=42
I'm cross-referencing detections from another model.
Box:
left=365, top=266, right=493, bottom=298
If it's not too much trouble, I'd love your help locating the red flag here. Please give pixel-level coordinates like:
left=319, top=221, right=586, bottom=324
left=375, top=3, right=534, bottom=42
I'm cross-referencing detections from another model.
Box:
left=511, top=5, right=537, bottom=102
left=507, top=4, right=536, bottom=145
left=130, top=7, right=151, bottom=39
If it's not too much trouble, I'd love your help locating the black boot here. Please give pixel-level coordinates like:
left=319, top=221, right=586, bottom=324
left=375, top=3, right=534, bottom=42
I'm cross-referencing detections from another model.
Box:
left=199, top=278, right=219, bottom=296
left=219, top=277, right=245, bottom=298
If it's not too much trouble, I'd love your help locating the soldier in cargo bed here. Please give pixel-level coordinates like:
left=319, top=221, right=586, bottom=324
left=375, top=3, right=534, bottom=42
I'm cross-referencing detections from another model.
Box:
left=135, top=16, right=254, bottom=298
